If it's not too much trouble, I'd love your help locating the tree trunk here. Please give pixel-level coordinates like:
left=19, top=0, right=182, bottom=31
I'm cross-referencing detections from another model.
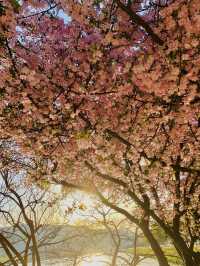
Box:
left=111, top=247, right=119, bottom=266
left=133, top=227, right=139, bottom=266
left=32, top=246, right=36, bottom=266
left=148, top=209, right=200, bottom=266
left=141, top=224, right=170, bottom=266
left=172, top=235, right=200, bottom=266
left=181, top=249, right=199, bottom=266
left=95, top=188, right=170, bottom=266
left=29, top=221, right=41, bottom=266
left=0, top=239, right=18, bottom=266
left=194, top=252, right=200, bottom=266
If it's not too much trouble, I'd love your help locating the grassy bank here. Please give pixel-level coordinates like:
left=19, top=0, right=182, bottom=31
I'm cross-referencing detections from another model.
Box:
left=127, top=246, right=200, bottom=265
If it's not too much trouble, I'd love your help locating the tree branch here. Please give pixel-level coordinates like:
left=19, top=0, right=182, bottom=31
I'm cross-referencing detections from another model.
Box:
left=115, top=0, right=164, bottom=46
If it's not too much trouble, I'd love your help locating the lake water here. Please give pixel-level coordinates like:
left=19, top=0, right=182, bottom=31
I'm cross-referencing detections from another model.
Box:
left=41, top=254, right=159, bottom=266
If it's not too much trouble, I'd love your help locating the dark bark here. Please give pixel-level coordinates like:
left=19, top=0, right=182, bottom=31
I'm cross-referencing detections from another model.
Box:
left=172, top=234, right=200, bottom=266
left=0, top=238, right=18, bottom=266
left=24, top=237, right=31, bottom=266
left=115, top=0, right=164, bottom=46
left=1, top=172, right=41, bottom=266
left=0, top=233, right=24, bottom=265
left=29, top=221, right=41, bottom=266
left=141, top=224, right=170, bottom=266
left=83, top=161, right=199, bottom=266
left=95, top=189, right=170, bottom=266
left=133, top=227, right=139, bottom=266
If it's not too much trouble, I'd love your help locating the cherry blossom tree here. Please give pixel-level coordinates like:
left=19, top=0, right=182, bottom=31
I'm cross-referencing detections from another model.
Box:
left=0, top=0, right=200, bottom=265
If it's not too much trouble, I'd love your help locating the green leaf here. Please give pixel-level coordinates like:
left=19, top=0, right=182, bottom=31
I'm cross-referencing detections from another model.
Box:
left=0, top=3, right=6, bottom=16
left=10, top=0, right=20, bottom=13
left=168, top=50, right=177, bottom=61
left=37, top=180, right=50, bottom=190
left=75, top=129, right=91, bottom=140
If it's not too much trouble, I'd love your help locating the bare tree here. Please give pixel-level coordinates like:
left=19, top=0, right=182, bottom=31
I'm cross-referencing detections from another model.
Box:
left=77, top=200, right=155, bottom=266
left=0, top=169, right=63, bottom=266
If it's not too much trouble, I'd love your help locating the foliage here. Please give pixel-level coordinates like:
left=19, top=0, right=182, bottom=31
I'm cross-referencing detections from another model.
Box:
left=128, top=246, right=183, bottom=265
left=0, top=0, right=200, bottom=265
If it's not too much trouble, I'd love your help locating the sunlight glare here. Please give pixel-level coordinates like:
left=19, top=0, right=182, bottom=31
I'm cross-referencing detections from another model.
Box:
left=80, top=255, right=108, bottom=266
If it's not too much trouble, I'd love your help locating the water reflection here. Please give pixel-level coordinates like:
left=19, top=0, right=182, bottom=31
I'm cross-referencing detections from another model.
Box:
left=79, top=254, right=158, bottom=266
left=80, top=254, right=109, bottom=266
left=42, top=254, right=158, bottom=266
